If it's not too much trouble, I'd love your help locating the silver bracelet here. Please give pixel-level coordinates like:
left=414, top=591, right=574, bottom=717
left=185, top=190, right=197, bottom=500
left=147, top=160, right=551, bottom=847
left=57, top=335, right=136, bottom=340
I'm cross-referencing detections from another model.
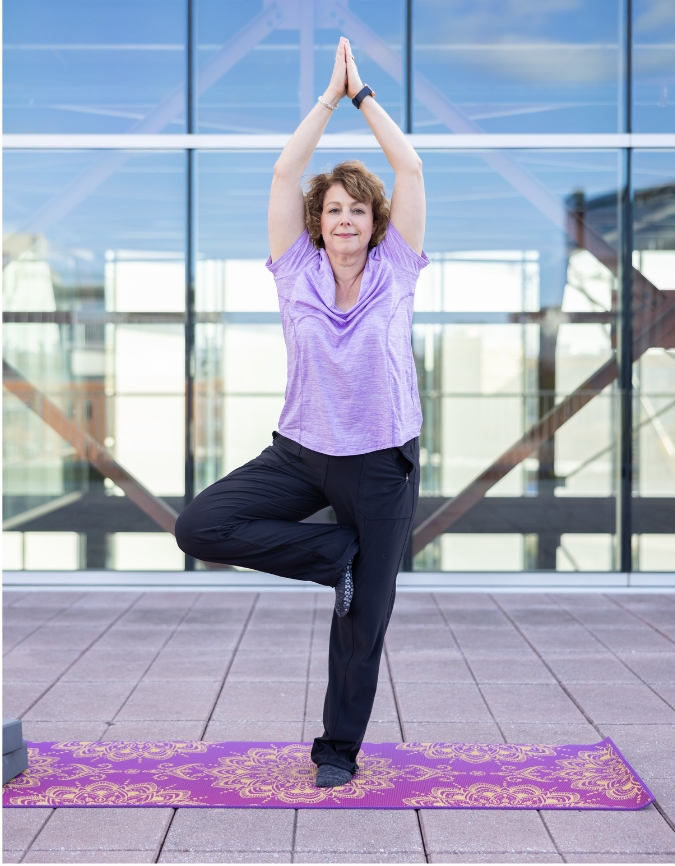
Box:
left=317, top=96, right=338, bottom=110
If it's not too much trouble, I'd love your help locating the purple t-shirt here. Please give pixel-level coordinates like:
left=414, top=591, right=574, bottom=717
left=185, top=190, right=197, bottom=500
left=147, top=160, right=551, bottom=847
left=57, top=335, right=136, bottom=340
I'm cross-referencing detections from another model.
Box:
left=266, top=222, right=429, bottom=456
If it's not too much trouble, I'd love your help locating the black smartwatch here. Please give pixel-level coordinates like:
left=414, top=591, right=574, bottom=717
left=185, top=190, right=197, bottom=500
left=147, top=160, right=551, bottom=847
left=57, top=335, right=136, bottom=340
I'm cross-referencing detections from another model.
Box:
left=352, top=84, right=376, bottom=109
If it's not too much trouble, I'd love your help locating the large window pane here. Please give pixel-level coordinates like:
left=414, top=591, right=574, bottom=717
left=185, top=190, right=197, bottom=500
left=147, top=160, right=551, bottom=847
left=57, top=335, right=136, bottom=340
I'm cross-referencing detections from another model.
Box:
left=414, top=149, right=621, bottom=571
left=196, top=0, right=404, bottom=133
left=3, top=0, right=186, bottom=133
left=633, top=1, right=675, bottom=132
left=413, top=1, right=622, bottom=133
left=632, top=150, right=675, bottom=571
left=3, top=151, right=186, bottom=570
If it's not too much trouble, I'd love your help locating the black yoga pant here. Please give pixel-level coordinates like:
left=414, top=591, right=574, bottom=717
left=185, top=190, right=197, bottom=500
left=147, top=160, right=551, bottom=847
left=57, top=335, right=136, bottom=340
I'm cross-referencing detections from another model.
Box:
left=175, top=431, right=419, bottom=773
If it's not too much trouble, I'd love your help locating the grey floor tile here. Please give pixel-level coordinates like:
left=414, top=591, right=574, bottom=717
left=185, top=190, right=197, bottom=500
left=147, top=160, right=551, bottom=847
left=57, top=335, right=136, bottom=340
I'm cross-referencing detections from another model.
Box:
left=479, top=683, right=587, bottom=724
left=102, top=720, right=206, bottom=740
left=3, top=649, right=82, bottom=682
left=23, top=680, right=137, bottom=722
left=3, top=681, right=54, bottom=718
left=395, top=682, right=493, bottom=723
left=141, top=649, right=233, bottom=681
left=24, top=851, right=158, bottom=863
left=61, top=648, right=155, bottom=682
left=420, top=809, right=558, bottom=856
left=428, top=853, right=562, bottom=863
left=19, top=624, right=106, bottom=652
left=500, top=722, right=601, bottom=744
left=385, top=625, right=458, bottom=652
left=227, top=651, right=309, bottom=682
left=451, top=627, right=532, bottom=655
left=467, top=657, right=556, bottom=684
left=294, top=852, right=425, bottom=863
left=212, top=681, right=306, bottom=721
left=566, top=683, right=675, bottom=724
left=516, top=625, right=605, bottom=653
left=162, top=808, right=295, bottom=852
left=160, top=852, right=292, bottom=863
left=2, top=808, right=53, bottom=854
left=401, top=721, right=504, bottom=743
left=22, top=721, right=109, bottom=741
left=203, top=720, right=305, bottom=741
left=543, top=652, right=639, bottom=684
left=115, top=680, right=222, bottom=721
left=598, top=724, right=675, bottom=781
left=29, top=807, right=173, bottom=852
left=387, top=650, right=473, bottom=683
left=542, top=806, right=675, bottom=854
left=617, top=652, right=675, bottom=683
left=294, top=809, right=424, bottom=854
left=589, top=627, right=675, bottom=654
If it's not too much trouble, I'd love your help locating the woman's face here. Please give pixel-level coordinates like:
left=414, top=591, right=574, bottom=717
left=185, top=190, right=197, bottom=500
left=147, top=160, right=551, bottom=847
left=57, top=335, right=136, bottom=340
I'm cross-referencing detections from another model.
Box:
left=320, top=183, right=374, bottom=259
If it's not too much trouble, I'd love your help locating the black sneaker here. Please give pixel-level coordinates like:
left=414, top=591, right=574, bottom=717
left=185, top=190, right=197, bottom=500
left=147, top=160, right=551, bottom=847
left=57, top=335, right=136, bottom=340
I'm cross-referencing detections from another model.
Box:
left=334, top=558, right=354, bottom=618
left=315, top=764, right=352, bottom=787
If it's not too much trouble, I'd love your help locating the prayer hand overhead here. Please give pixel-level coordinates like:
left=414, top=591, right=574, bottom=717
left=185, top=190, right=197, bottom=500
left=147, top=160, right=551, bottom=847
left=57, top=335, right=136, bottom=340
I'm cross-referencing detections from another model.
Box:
left=345, top=39, right=364, bottom=100
left=325, top=37, right=348, bottom=105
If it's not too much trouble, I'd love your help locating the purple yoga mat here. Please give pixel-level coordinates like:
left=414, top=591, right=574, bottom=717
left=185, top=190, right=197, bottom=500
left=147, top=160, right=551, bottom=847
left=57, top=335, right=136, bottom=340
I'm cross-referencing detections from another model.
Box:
left=3, top=738, right=653, bottom=809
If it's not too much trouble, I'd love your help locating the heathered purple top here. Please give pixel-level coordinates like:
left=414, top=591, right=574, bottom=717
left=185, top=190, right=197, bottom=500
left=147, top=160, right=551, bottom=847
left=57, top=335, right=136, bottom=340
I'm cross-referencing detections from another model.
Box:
left=266, top=221, right=429, bottom=456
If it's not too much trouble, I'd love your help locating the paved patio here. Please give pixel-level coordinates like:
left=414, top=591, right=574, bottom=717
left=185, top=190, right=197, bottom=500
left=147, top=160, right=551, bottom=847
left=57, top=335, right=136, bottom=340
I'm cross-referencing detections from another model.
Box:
left=3, top=588, right=675, bottom=863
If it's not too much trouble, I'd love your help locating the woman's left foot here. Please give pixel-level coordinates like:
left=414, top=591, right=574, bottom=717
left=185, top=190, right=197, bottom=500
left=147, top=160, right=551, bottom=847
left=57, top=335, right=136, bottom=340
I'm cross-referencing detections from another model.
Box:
left=316, top=764, right=352, bottom=787
left=334, top=559, right=354, bottom=617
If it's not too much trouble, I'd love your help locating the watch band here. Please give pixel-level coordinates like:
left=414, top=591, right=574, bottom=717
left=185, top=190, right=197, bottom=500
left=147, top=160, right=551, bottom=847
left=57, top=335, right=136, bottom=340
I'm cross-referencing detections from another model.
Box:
left=352, top=84, right=376, bottom=109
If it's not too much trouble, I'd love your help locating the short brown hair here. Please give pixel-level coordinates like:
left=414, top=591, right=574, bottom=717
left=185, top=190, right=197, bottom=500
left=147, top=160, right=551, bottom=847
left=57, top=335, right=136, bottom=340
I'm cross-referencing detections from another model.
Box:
left=304, top=160, right=390, bottom=250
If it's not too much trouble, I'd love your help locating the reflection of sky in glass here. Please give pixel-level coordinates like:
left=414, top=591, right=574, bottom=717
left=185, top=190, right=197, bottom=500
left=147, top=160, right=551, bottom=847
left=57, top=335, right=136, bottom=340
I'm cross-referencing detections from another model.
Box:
left=9, top=0, right=671, bottom=135
left=633, top=1, right=675, bottom=132
left=3, top=151, right=186, bottom=307
left=414, top=0, right=622, bottom=133
left=196, top=0, right=404, bottom=133
left=3, top=0, right=186, bottom=133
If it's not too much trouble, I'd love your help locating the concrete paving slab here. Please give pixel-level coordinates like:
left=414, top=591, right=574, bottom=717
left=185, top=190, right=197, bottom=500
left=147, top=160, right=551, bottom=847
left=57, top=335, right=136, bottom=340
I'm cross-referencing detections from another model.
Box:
left=598, top=724, right=675, bottom=780
left=203, top=720, right=305, bottom=741
left=24, top=851, right=158, bottom=863
left=29, top=807, right=173, bottom=852
left=22, top=721, right=109, bottom=741
left=542, top=805, right=675, bottom=854
left=101, top=720, right=206, bottom=740
left=566, top=683, right=675, bottom=724
left=500, top=722, right=601, bottom=744
left=451, top=627, right=531, bottom=655
left=115, top=680, right=222, bottom=721
left=401, top=721, right=505, bottom=742
left=23, top=681, right=136, bottom=722
left=588, top=627, right=675, bottom=653
left=61, top=649, right=155, bottom=682
left=515, top=625, right=605, bottom=653
left=467, top=657, right=556, bottom=684
left=3, top=649, right=83, bottom=682
left=227, top=651, right=309, bottom=682
left=2, top=807, right=53, bottom=854
left=3, top=681, right=54, bottom=718
left=435, top=608, right=511, bottom=628
left=142, top=650, right=233, bottom=682
left=163, top=627, right=245, bottom=652
left=294, top=852, right=426, bottom=863
left=95, top=627, right=174, bottom=653
left=385, top=625, right=459, bottom=652
left=395, top=682, right=494, bottom=723
left=543, top=653, right=640, bottom=684
left=420, top=809, right=558, bottom=857
left=295, top=809, right=424, bottom=854
left=386, top=650, right=473, bottom=683
left=479, top=684, right=587, bottom=724
left=428, top=853, right=562, bottom=863
left=617, top=652, right=675, bottom=683
left=162, top=808, right=295, bottom=853
left=18, top=625, right=106, bottom=652
left=160, top=852, right=292, bottom=863
left=212, top=681, right=306, bottom=721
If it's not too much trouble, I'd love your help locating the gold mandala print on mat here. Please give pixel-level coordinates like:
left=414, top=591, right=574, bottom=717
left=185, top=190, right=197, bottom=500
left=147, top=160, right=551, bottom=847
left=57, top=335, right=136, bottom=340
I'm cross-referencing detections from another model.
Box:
left=516, top=743, right=646, bottom=801
left=403, top=782, right=582, bottom=808
left=4, top=749, right=109, bottom=790
left=7, top=781, right=198, bottom=807
left=53, top=741, right=208, bottom=763
left=397, top=743, right=557, bottom=763
left=206, top=744, right=402, bottom=804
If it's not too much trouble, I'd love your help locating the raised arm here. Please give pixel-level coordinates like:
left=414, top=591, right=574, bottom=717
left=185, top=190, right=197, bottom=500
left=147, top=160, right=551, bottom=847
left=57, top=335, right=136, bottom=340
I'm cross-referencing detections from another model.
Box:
left=268, top=38, right=349, bottom=262
left=345, top=42, right=425, bottom=254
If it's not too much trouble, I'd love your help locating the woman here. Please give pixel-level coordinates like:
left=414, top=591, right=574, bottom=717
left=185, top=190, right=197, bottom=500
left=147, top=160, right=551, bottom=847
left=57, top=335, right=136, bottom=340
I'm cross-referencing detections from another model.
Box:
left=175, top=37, right=427, bottom=788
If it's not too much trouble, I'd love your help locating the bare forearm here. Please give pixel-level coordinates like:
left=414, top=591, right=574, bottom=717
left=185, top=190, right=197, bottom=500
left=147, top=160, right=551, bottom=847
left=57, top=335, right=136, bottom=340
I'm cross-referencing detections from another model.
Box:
left=359, top=96, right=422, bottom=175
left=274, top=90, right=341, bottom=181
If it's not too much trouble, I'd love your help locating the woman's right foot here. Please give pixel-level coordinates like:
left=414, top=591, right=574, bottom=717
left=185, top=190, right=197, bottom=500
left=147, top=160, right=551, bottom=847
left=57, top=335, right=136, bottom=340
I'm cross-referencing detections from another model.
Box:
left=334, top=558, right=354, bottom=617
left=316, top=764, right=352, bottom=787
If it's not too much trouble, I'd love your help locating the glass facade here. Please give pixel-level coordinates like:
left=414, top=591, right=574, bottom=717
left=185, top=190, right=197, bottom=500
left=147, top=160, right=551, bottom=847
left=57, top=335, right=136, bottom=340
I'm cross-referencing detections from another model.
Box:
left=3, top=0, right=674, bottom=576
